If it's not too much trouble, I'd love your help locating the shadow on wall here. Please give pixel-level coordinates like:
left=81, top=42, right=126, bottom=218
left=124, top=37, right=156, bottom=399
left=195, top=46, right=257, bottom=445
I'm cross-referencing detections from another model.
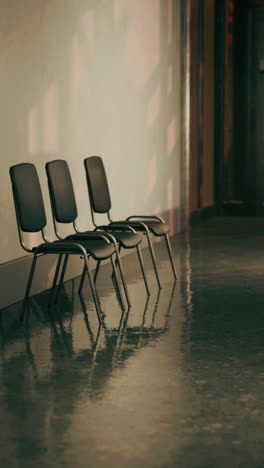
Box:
left=0, top=0, right=182, bottom=265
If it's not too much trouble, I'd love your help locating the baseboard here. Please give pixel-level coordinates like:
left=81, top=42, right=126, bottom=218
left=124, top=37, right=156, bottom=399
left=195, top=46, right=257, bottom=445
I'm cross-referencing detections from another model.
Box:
left=0, top=207, right=181, bottom=310
left=189, top=204, right=217, bottom=226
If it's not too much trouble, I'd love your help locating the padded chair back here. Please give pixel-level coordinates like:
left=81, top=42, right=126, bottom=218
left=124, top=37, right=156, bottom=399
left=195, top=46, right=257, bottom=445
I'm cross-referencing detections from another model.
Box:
left=46, top=160, right=78, bottom=223
left=84, top=156, right=111, bottom=214
left=10, top=163, right=47, bottom=232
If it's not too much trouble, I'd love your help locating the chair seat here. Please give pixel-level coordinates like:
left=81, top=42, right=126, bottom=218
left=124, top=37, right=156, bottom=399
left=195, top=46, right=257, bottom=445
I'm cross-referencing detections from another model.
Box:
left=67, top=236, right=116, bottom=260
left=81, top=225, right=143, bottom=249
left=104, top=230, right=142, bottom=248
left=35, top=238, right=115, bottom=261
left=111, top=220, right=169, bottom=236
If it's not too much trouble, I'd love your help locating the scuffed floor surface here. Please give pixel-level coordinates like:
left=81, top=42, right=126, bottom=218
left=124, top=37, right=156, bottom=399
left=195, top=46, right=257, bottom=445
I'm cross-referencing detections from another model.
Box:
left=0, top=217, right=264, bottom=467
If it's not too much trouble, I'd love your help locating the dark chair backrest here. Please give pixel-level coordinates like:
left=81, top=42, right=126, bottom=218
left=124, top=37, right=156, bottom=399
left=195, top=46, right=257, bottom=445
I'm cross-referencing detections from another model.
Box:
left=84, top=156, right=111, bottom=214
left=45, top=159, right=78, bottom=223
left=10, top=163, right=47, bottom=232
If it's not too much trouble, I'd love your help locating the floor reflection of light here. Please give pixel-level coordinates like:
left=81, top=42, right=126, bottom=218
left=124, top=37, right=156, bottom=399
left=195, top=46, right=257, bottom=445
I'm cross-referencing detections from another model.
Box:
left=42, top=82, right=58, bottom=153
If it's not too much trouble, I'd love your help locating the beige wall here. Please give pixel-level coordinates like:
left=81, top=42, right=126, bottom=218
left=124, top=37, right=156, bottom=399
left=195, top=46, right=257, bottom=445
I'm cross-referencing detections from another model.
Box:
left=0, top=0, right=183, bottom=267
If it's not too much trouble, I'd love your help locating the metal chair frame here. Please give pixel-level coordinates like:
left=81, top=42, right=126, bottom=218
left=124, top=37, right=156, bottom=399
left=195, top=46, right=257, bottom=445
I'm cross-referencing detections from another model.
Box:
left=84, top=156, right=177, bottom=289
left=10, top=163, right=122, bottom=323
left=48, top=207, right=128, bottom=311
left=45, top=160, right=150, bottom=308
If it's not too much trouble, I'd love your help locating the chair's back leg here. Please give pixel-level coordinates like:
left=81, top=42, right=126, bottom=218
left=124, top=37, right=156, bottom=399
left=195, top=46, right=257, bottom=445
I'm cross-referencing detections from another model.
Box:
left=136, top=245, right=150, bottom=296
left=83, top=256, right=103, bottom=323
left=79, top=260, right=102, bottom=295
left=48, top=254, right=63, bottom=308
left=145, top=231, right=162, bottom=289
left=114, top=249, right=131, bottom=308
left=110, top=256, right=126, bottom=311
left=164, top=234, right=177, bottom=280
left=78, top=264, right=86, bottom=295
left=114, top=244, right=122, bottom=269
left=94, top=260, right=101, bottom=284
left=55, top=254, right=69, bottom=303
left=20, top=254, right=39, bottom=321
left=150, top=288, right=162, bottom=327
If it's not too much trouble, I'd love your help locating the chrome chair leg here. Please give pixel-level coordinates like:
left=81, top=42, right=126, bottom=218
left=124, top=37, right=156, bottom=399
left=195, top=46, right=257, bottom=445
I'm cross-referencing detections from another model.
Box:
left=20, top=254, right=38, bottom=321
left=165, top=234, right=177, bottom=280
left=94, top=260, right=101, bottom=284
left=78, top=264, right=86, bottom=294
left=48, top=254, right=63, bottom=308
left=110, top=256, right=126, bottom=311
left=55, top=254, right=69, bottom=303
left=83, top=256, right=103, bottom=324
left=136, top=245, right=150, bottom=296
left=145, top=230, right=162, bottom=289
left=79, top=260, right=101, bottom=294
left=114, top=249, right=131, bottom=308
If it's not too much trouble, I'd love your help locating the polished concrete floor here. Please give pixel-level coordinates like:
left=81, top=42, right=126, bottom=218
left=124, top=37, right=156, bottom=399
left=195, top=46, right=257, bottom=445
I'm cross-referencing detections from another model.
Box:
left=0, top=217, right=264, bottom=467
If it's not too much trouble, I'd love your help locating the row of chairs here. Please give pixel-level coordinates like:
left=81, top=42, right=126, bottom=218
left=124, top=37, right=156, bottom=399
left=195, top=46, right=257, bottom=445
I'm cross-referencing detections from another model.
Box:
left=10, top=156, right=177, bottom=322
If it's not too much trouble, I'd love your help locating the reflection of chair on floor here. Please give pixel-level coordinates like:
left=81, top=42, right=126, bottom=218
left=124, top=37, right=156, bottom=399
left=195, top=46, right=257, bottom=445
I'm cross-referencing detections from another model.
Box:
left=79, top=282, right=176, bottom=377
left=79, top=291, right=127, bottom=346
left=52, top=299, right=102, bottom=365
left=9, top=163, right=122, bottom=322
left=117, top=282, right=176, bottom=359
left=0, top=313, right=39, bottom=383
left=84, top=156, right=177, bottom=289
left=29, top=290, right=102, bottom=379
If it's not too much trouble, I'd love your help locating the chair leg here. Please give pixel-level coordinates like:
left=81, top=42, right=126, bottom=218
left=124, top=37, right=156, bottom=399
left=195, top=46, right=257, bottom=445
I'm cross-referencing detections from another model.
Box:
left=79, top=293, right=95, bottom=342
left=20, top=254, right=38, bottom=321
left=78, top=261, right=105, bottom=316
left=136, top=245, right=150, bottom=296
left=114, top=244, right=122, bottom=269
left=110, top=256, right=126, bottom=311
left=78, top=264, right=86, bottom=294
left=150, top=288, right=161, bottom=327
left=114, top=249, right=131, bottom=308
left=48, top=254, right=63, bottom=308
left=55, top=254, right=69, bottom=303
left=107, top=241, right=131, bottom=308
left=165, top=234, right=177, bottom=280
left=145, top=230, right=162, bottom=289
left=94, top=260, right=101, bottom=284
left=83, top=256, right=103, bottom=324
left=79, top=260, right=101, bottom=295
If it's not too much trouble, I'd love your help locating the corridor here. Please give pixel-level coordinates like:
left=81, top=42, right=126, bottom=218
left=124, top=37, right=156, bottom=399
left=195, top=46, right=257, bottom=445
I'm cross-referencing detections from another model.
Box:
left=0, top=218, right=263, bottom=467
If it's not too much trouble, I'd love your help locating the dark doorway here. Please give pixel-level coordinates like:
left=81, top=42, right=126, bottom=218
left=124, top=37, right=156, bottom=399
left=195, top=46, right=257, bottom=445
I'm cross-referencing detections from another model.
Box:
left=215, top=0, right=264, bottom=216
left=249, top=2, right=264, bottom=215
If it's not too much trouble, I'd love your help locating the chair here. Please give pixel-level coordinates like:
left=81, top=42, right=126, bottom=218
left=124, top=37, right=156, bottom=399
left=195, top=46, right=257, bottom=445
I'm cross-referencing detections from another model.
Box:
left=45, top=159, right=149, bottom=309
left=9, top=163, right=121, bottom=323
left=84, top=156, right=177, bottom=288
